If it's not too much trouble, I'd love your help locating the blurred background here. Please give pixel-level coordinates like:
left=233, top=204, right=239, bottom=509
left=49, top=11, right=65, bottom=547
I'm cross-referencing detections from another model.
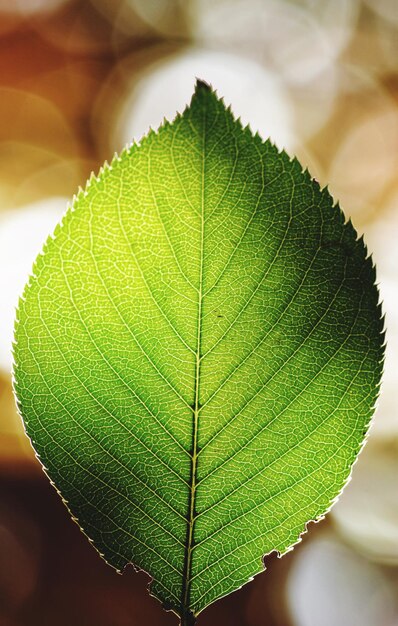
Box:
left=0, top=0, right=397, bottom=624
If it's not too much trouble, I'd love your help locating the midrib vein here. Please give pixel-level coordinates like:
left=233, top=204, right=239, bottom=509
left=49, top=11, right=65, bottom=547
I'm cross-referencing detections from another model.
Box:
left=181, top=104, right=206, bottom=621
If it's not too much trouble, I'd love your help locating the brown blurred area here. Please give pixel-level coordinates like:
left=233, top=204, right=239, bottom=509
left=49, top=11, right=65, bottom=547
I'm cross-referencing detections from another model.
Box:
left=0, top=1, right=398, bottom=624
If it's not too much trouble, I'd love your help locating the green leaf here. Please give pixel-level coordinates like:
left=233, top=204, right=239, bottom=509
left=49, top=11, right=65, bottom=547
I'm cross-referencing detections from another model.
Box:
left=13, top=81, right=384, bottom=624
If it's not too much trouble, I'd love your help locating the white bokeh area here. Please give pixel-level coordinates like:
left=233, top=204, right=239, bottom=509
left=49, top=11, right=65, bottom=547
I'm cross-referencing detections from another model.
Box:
left=0, top=198, right=67, bottom=373
left=115, top=49, right=294, bottom=153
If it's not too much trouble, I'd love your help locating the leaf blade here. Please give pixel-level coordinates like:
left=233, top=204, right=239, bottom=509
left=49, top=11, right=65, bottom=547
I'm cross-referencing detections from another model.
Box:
left=13, top=81, right=384, bottom=621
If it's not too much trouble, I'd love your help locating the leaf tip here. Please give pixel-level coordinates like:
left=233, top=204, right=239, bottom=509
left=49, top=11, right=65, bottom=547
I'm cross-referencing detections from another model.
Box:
left=195, top=78, right=212, bottom=93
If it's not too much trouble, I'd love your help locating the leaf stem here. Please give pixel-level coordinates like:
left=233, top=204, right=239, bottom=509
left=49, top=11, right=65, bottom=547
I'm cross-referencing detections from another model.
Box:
left=180, top=611, right=196, bottom=626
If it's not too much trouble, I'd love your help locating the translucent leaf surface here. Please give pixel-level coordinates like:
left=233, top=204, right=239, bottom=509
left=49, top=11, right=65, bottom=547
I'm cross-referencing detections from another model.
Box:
left=13, top=82, right=384, bottom=624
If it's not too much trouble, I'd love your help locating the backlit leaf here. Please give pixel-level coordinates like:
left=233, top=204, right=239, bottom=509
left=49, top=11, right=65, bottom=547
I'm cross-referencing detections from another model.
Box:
left=13, top=81, right=384, bottom=625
